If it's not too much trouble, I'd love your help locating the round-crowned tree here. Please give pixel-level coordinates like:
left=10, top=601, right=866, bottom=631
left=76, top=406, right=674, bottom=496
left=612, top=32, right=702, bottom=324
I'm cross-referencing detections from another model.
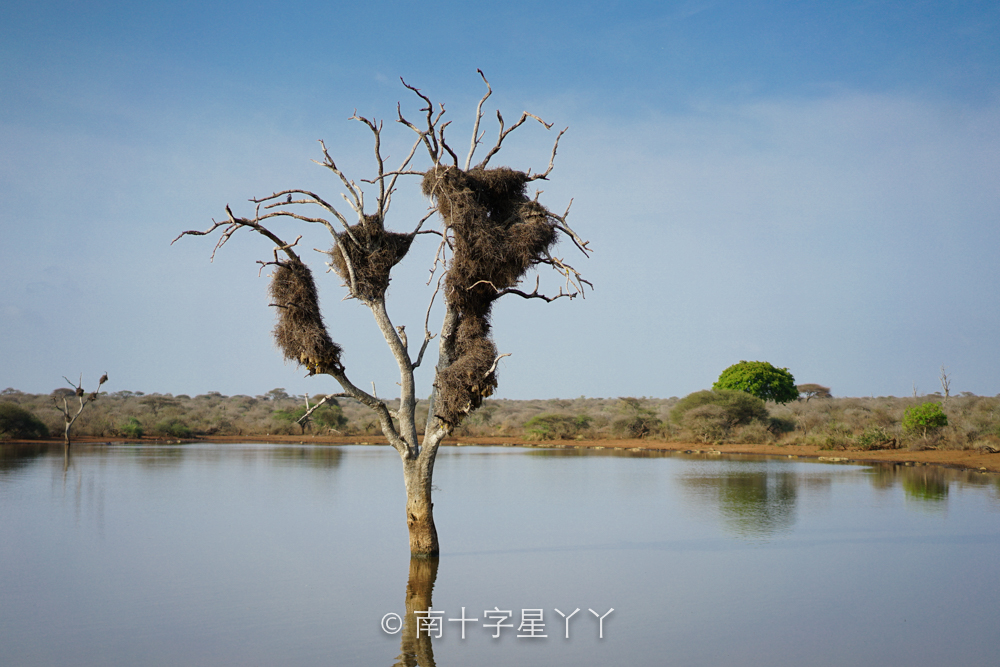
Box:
left=713, top=361, right=799, bottom=404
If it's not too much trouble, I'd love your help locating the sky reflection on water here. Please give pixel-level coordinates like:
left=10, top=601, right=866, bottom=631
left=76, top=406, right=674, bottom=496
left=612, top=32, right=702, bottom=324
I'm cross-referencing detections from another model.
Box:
left=1, top=444, right=998, bottom=667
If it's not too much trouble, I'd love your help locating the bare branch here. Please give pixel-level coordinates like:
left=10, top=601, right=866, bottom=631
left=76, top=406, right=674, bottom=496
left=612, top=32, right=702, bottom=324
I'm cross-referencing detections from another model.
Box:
left=501, top=275, right=576, bottom=302
left=526, top=127, right=568, bottom=182
left=255, top=189, right=346, bottom=234
left=539, top=251, right=594, bottom=298
left=350, top=113, right=389, bottom=215
left=477, top=110, right=554, bottom=169
left=295, top=392, right=350, bottom=425
left=314, top=140, right=365, bottom=220
left=326, top=237, right=359, bottom=297
left=398, top=78, right=440, bottom=163
left=465, top=69, right=492, bottom=169
left=438, top=120, right=459, bottom=166
left=484, top=353, right=512, bottom=380
left=470, top=275, right=578, bottom=303
left=425, top=232, right=451, bottom=286
left=537, top=198, right=590, bottom=258
left=172, top=205, right=299, bottom=263
left=53, top=372, right=108, bottom=446
left=412, top=274, right=442, bottom=370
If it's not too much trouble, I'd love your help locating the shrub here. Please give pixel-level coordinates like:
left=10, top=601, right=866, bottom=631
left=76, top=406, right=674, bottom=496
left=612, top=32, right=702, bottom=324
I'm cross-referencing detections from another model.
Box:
left=902, top=402, right=948, bottom=437
left=733, top=419, right=775, bottom=444
left=855, top=425, right=897, bottom=451
left=119, top=417, right=144, bottom=439
left=713, top=361, right=799, bottom=404
left=681, top=404, right=730, bottom=442
left=610, top=398, right=661, bottom=438
left=151, top=418, right=193, bottom=439
left=524, top=413, right=590, bottom=440
left=0, top=402, right=50, bottom=439
left=767, top=416, right=796, bottom=435
left=671, top=390, right=769, bottom=427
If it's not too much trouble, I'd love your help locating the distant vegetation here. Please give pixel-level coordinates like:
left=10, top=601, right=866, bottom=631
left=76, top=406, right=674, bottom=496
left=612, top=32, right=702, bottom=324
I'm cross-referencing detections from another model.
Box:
left=0, top=402, right=50, bottom=439
left=1, top=387, right=998, bottom=453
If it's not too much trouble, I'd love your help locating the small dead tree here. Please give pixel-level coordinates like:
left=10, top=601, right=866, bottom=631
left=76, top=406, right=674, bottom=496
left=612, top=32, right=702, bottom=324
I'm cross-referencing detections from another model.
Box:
left=54, top=373, right=108, bottom=446
left=939, top=365, right=951, bottom=404
left=175, top=74, right=590, bottom=556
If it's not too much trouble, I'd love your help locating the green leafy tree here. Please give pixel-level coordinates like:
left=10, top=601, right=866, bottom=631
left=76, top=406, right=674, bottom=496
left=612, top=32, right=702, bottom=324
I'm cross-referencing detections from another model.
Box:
left=714, top=361, right=798, bottom=404
left=902, top=402, right=948, bottom=437
left=0, top=403, right=50, bottom=439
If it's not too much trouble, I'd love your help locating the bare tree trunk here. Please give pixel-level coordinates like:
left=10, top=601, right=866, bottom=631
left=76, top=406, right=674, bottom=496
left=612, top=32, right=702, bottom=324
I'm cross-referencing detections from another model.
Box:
left=403, top=454, right=439, bottom=557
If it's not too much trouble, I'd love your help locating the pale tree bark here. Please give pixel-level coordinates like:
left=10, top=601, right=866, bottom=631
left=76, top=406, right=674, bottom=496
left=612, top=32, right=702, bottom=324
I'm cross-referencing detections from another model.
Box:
left=53, top=373, right=107, bottom=447
left=174, top=74, right=589, bottom=556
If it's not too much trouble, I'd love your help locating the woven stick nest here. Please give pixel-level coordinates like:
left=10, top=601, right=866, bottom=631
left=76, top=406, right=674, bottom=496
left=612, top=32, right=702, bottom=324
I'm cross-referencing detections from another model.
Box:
left=421, top=165, right=559, bottom=425
left=328, top=214, right=413, bottom=302
left=268, top=257, right=343, bottom=375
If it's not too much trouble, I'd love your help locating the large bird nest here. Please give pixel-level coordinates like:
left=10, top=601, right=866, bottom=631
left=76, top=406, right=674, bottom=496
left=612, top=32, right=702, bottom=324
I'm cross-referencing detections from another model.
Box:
left=328, top=214, right=413, bottom=302
left=268, top=257, right=343, bottom=375
left=421, top=165, right=559, bottom=425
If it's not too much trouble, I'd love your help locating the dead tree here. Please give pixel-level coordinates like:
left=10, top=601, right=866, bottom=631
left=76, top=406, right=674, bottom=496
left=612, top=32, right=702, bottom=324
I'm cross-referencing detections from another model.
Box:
left=174, top=74, right=590, bottom=556
left=54, top=373, right=108, bottom=446
left=939, top=365, right=951, bottom=405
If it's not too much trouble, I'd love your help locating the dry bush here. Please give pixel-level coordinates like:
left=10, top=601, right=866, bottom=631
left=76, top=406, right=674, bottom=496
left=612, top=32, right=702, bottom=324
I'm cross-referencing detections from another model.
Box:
left=733, top=420, right=776, bottom=444
left=681, top=404, right=729, bottom=443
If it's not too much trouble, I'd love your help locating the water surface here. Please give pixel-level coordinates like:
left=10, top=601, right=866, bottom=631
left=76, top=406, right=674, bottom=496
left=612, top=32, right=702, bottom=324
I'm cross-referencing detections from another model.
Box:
left=1, top=443, right=998, bottom=666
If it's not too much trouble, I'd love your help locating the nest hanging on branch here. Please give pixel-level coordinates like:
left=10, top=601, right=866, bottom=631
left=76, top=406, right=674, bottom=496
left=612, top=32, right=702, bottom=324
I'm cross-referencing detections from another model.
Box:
left=328, top=214, right=414, bottom=302
left=422, top=165, right=559, bottom=425
left=268, top=257, right=343, bottom=375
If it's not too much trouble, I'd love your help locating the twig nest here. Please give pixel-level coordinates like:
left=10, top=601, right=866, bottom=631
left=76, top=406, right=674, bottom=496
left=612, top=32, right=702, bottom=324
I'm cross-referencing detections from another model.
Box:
left=328, top=214, right=413, bottom=302
left=422, top=165, right=559, bottom=426
left=269, top=258, right=343, bottom=375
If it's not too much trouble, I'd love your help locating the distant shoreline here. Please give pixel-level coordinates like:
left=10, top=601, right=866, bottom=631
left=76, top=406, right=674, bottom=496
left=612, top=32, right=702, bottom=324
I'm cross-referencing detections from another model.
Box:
left=6, top=434, right=998, bottom=473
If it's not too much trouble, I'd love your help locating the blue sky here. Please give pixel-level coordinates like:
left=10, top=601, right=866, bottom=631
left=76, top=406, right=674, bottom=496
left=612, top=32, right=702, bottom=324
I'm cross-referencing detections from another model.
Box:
left=2, top=0, right=998, bottom=399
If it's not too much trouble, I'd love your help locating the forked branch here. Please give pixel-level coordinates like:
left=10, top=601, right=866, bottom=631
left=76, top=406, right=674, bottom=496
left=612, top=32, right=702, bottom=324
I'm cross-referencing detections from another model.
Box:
left=54, top=373, right=108, bottom=446
left=477, top=110, right=554, bottom=169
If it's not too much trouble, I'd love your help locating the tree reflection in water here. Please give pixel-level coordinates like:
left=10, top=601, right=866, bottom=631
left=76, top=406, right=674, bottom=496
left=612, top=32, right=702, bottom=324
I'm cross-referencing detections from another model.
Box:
left=869, top=464, right=949, bottom=502
left=680, top=467, right=803, bottom=538
left=394, top=557, right=439, bottom=667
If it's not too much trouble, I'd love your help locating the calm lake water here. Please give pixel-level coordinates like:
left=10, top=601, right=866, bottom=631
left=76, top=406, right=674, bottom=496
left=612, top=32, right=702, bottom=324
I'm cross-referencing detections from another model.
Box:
left=2, top=443, right=999, bottom=666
